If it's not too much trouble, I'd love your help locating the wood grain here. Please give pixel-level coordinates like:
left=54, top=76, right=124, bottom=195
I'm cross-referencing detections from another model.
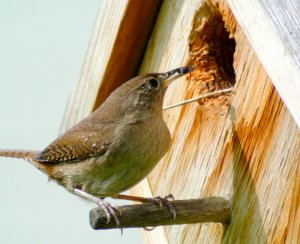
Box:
left=60, top=0, right=300, bottom=243
left=227, top=0, right=300, bottom=127
left=129, top=0, right=300, bottom=243
left=60, top=0, right=162, bottom=133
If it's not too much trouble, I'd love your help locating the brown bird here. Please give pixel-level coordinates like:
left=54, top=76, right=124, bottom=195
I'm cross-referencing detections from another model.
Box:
left=0, top=66, right=192, bottom=225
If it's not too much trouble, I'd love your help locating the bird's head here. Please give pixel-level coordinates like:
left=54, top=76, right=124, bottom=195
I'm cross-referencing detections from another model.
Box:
left=94, top=66, right=193, bottom=121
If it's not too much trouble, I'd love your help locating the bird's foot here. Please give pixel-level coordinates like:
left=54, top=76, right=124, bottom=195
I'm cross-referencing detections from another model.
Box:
left=95, top=198, right=121, bottom=226
left=151, top=194, right=176, bottom=219
left=73, top=189, right=121, bottom=226
left=142, top=194, right=176, bottom=232
left=113, top=193, right=176, bottom=219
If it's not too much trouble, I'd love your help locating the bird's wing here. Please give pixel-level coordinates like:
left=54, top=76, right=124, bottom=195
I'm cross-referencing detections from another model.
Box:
left=35, top=123, right=116, bottom=164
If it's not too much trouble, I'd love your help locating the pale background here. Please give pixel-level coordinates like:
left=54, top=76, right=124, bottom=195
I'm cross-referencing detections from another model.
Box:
left=0, top=1, right=141, bottom=243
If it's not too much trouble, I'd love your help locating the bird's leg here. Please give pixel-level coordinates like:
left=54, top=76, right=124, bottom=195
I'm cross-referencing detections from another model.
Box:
left=73, top=189, right=121, bottom=225
left=112, top=193, right=176, bottom=219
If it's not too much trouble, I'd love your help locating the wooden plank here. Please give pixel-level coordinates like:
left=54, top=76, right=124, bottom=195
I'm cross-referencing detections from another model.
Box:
left=92, top=0, right=162, bottom=110
left=60, top=0, right=128, bottom=133
left=60, top=0, right=300, bottom=242
left=58, top=0, right=166, bottom=242
left=129, top=0, right=300, bottom=243
left=128, top=1, right=205, bottom=242
left=60, top=0, right=162, bottom=133
left=227, top=0, right=300, bottom=128
left=261, top=0, right=300, bottom=66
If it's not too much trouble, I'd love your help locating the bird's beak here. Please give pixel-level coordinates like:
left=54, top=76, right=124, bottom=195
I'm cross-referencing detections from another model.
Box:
left=161, top=66, right=194, bottom=88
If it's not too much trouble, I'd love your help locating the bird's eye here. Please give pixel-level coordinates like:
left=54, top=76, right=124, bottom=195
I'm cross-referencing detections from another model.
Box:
left=148, top=79, right=159, bottom=89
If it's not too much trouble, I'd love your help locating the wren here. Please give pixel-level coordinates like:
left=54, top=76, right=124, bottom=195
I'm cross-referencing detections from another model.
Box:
left=0, top=66, right=192, bottom=225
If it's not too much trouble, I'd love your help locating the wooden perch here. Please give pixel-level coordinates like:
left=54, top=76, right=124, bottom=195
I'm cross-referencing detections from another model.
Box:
left=89, top=197, right=231, bottom=230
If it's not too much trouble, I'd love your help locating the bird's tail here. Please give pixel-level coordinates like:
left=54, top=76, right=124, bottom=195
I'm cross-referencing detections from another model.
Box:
left=0, top=149, right=39, bottom=160
left=0, top=149, right=50, bottom=174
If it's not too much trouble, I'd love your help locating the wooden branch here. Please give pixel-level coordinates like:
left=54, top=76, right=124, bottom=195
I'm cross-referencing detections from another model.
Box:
left=89, top=197, right=231, bottom=230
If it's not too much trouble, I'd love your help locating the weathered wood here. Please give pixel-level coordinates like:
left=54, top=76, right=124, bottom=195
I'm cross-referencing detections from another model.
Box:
left=58, top=1, right=164, bottom=242
left=61, top=0, right=300, bottom=243
left=227, top=0, right=300, bottom=127
left=89, top=197, right=231, bottom=229
left=129, top=0, right=300, bottom=243
left=60, top=0, right=162, bottom=133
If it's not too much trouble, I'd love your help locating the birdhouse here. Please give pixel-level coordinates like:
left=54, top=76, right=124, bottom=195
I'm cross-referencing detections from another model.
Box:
left=61, top=0, right=300, bottom=243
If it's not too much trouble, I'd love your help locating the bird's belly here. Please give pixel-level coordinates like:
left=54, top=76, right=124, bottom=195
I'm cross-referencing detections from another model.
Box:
left=84, top=154, right=155, bottom=196
left=55, top=119, right=170, bottom=197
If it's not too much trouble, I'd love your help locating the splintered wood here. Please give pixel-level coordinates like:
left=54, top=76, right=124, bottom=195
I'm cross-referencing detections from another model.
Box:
left=188, top=1, right=235, bottom=116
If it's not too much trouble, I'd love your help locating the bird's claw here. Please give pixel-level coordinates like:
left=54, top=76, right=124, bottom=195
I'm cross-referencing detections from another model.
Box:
left=96, top=199, right=121, bottom=225
left=152, top=194, right=176, bottom=219
left=73, top=189, right=123, bottom=233
left=96, top=199, right=123, bottom=234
